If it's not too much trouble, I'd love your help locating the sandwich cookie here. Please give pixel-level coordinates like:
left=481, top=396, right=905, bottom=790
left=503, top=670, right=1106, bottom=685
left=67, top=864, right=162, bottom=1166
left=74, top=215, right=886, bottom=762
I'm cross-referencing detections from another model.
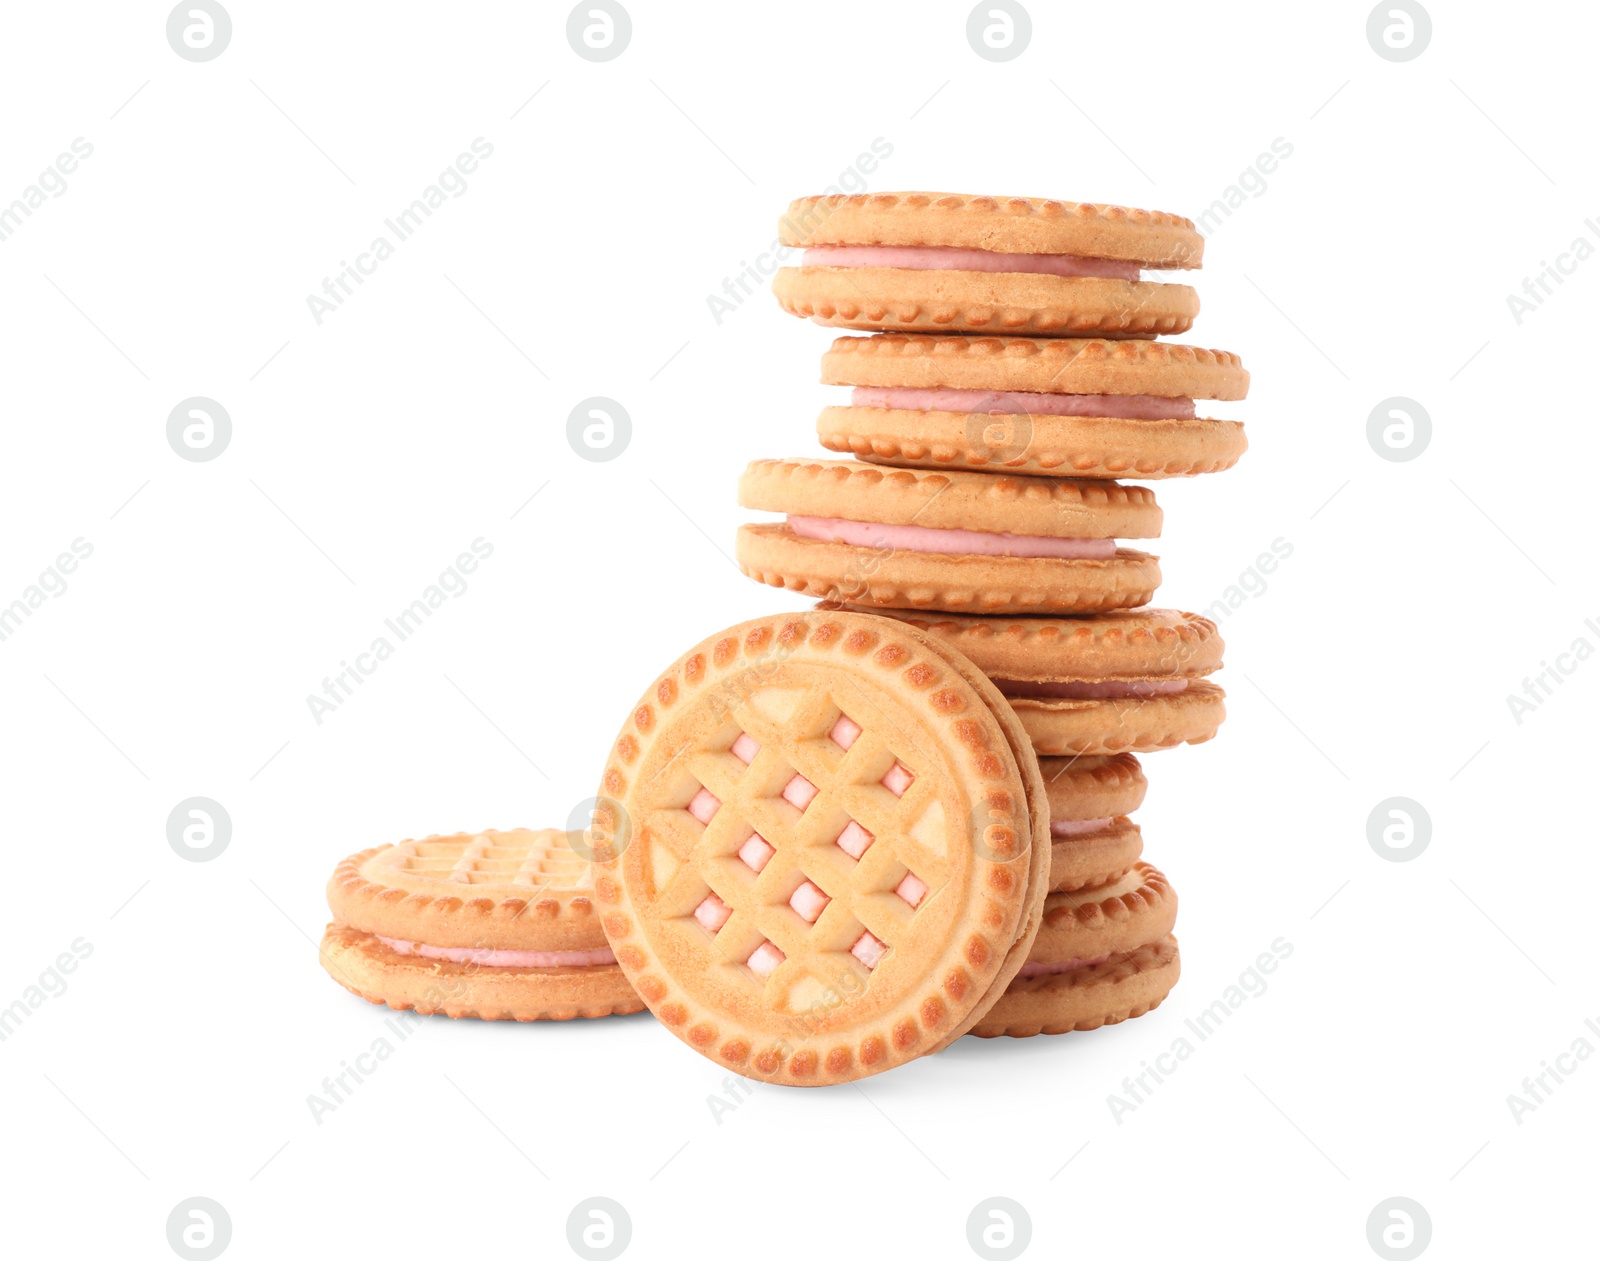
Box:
left=737, top=459, right=1161, bottom=614
left=773, top=193, right=1201, bottom=338
left=969, top=861, right=1180, bottom=1038
left=816, top=334, right=1249, bottom=479
left=1042, top=754, right=1146, bottom=893
left=865, top=608, right=1225, bottom=755
left=590, top=610, right=1050, bottom=1085
left=321, top=828, right=644, bottom=1021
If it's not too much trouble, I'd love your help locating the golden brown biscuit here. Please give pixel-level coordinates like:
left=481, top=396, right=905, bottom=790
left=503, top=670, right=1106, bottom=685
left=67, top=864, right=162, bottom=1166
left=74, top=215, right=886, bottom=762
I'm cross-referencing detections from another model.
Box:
left=861, top=609, right=1224, bottom=754
left=1031, top=862, right=1176, bottom=963
left=590, top=610, right=1051, bottom=1085
left=775, top=193, right=1201, bottom=338
left=737, top=460, right=1162, bottom=614
left=321, top=829, right=646, bottom=1022
left=817, top=334, right=1248, bottom=479
left=774, top=268, right=1197, bottom=338
left=967, top=935, right=1179, bottom=1037
left=779, top=194, right=1204, bottom=264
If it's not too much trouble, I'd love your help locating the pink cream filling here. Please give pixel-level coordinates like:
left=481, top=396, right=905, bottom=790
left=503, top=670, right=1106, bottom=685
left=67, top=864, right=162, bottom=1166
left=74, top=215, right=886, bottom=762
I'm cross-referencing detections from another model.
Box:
left=1017, top=954, right=1111, bottom=979
left=801, top=245, right=1141, bottom=280
left=998, top=678, right=1190, bottom=700
left=375, top=936, right=616, bottom=969
left=731, top=733, right=760, bottom=763
left=748, top=941, right=785, bottom=977
left=789, top=880, right=831, bottom=923
left=687, top=787, right=721, bottom=824
left=851, top=386, right=1195, bottom=421
left=788, top=515, right=1116, bottom=560
left=851, top=931, right=887, bottom=970
left=1049, top=817, right=1114, bottom=838
left=830, top=715, right=862, bottom=749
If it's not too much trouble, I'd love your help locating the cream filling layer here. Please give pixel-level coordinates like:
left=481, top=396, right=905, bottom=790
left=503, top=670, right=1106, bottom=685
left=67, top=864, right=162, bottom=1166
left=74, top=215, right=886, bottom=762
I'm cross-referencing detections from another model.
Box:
left=786, top=515, right=1117, bottom=560
left=851, top=386, right=1195, bottom=420
left=998, top=678, right=1190, bottom=700
left=1017, top=953, right=1112, bottom=979
left=375, top=934, right=616, bottom=969
left=801, top=245, right=1141, bottom=280
left=1049, top=817, right=1114, bottom=838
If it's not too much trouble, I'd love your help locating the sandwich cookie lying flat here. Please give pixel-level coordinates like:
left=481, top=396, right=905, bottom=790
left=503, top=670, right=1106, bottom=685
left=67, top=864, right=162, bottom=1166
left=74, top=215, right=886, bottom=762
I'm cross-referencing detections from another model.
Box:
left=322, top=829, right=644, bottom=1021
left=737, top=459, right=1161, bottom=614
left=590, top=610, right=1050, bottom=1085
left=1043, top=754, right=1146, bottom=892
left=866, top=608, right=1225, bottom=755
left=817, top=335, right=1249, bottom=479
left=969, top=861, right=1179, bottom=1038
left=774, top=193, right=1201, bottom=338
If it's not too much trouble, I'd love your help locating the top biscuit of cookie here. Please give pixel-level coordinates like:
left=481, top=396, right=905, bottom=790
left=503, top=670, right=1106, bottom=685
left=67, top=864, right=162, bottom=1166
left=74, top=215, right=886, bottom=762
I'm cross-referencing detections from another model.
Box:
left=822, top=335, right=1249, bottom=400
left=779, top=193, right=1202, bottom=268
left=327, top=828, right=607, bottom=954
left=862, top=608, right=1223, bottom=683
left=739, top=458, right=1162, bottom=539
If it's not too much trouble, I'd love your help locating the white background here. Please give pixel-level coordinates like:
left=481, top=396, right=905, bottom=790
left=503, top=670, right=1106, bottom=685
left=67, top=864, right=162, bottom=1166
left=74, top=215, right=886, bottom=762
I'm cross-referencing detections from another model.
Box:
left=2, top=2, right=1596, bottom=1258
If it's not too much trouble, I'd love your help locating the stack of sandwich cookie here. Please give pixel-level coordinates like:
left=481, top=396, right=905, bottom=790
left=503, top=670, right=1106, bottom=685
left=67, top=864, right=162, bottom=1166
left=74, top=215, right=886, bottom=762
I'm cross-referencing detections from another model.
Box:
left=321, top=828, right=644, bottom=1022
left=774, top=193, right=1201, bottom=337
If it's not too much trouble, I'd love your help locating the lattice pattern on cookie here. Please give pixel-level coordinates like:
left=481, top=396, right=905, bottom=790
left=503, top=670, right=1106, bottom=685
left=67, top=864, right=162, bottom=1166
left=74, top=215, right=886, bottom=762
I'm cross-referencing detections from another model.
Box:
left=392, top=829, right=592, bottom=891
left=646, top=685, right=952, bottom=993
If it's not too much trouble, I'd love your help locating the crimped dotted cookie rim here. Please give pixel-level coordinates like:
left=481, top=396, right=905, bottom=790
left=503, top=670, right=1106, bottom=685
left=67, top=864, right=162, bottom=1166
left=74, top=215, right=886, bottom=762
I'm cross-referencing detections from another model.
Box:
left=591, top=611, right=1043, bottom=1085
left=1012, top=680, right=1227, bottom=756
left=773, top=268, right=1198, bottom=338
left=817, top=408, right=1248, bottom=480
left=821, top=334, right=1248, bottom=399
left=778, top=193, right=1202, bottom=267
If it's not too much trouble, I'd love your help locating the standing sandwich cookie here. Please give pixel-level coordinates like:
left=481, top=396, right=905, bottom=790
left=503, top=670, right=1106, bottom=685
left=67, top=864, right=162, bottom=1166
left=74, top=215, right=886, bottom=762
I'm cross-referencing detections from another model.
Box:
left=1043, top=753, right=1146, bottom=893
left=817, top=334, right=1249, bottom=479
left=773, top=193, right=1201, bottom=338
left=590, top=611, right=1051, bottom=1085
left=867, top=608, right=1225, bottom=755
left=969, top=862, right=1179, bottom=1038
left=321, top=829, right=644, bottom=1021
left=737, top=459, right=1161, bottom=614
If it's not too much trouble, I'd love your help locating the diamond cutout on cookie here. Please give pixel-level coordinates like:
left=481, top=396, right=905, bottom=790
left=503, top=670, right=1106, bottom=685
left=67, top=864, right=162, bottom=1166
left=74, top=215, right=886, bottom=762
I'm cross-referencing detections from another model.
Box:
left=730, top=733, right=760, bottom=764
left=895, top=873, right=928, bottom=909
left=835, top=820, right=874, bottom=861
left=737, top=833, right=775, bottom=873
left=687, top=787, right=720, bottom=825
left=694, top=893, right=732, bottom=933
left=747, top=940, right=785, bottom=977
left=788, top=880, right=831, bottom=924
left=782, top=774, right=818, bottom=811
left=829, top=714, right=862, bottom=750
left=881, top=762, right=914, bottom=798
left=851, top=931, right=887, bottom=970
